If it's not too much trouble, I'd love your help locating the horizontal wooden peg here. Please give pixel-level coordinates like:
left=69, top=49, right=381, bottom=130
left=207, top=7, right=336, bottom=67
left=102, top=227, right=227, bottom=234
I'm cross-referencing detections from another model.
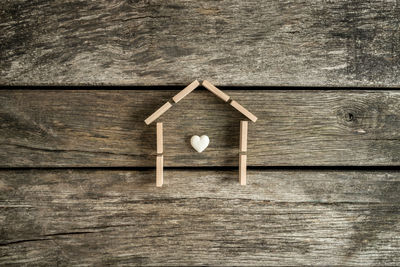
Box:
left=156, top=155, right=163, bottom=187
left=230, top=100, right=257, bottom=122
left=144, top=102, right=172, bottom=125
left=239, top=154, right=247, bottom=185
left=172, top=80, right=200, bottom=103
left=202, top=80, right=230, bottom=102
left=157, top=122, right=163, bottom=154
left=240, top=121, right=248, bottom=152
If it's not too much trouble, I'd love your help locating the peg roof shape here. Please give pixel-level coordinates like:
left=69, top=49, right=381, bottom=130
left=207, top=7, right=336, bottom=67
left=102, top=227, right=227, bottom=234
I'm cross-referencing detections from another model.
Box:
left=144, top=80, right=258, bottom=125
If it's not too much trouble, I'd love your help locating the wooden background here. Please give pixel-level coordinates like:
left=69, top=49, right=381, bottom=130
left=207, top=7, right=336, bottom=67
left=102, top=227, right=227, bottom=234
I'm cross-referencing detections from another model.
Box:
left=1, top=0, right=400, bottom=266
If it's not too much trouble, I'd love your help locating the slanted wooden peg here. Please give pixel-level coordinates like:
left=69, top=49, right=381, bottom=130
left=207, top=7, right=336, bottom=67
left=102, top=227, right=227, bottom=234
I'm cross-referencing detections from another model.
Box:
left=202, top=80, right=230, bottom=102
left=172, top=80, right=200, bottom=103
left=145, top=102, right=172, bottom=125
left=231, top=100, right=258, bottom=122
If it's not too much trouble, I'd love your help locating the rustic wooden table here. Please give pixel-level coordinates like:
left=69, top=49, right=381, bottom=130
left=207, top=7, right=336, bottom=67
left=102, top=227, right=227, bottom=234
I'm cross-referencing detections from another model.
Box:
left=1, top=1, right=399, bottom=266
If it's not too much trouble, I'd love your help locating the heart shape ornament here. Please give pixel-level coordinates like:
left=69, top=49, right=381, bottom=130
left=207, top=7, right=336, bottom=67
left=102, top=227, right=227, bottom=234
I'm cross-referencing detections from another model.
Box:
left=191, top=135, right=210, bottom=153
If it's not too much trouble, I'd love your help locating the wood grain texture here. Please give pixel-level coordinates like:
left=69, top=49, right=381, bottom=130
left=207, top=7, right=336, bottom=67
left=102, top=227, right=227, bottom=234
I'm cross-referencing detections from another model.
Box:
left=0, top=169, right=399, bottom=266
left=1, top=90, right=400, bottom=167
left=1, top=0, right=400, bottom=86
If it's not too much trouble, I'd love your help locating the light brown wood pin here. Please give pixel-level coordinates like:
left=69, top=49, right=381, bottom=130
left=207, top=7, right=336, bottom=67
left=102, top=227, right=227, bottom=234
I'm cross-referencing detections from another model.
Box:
left=156, top=123, right=163, bottom=187
left=202, top=80, right=230, bottom=102
left=239, top=154, right=247, bottom=185
left=144, top=102, right=172, bottom=125
left=239, top=120, right=248, bottom=185
left=172, top=80, right=200, bottom=103
left=230, top=100, right=258, bottom=122
left=157, top=122, right=163, bottom=154
left=156, top=155, right=163, bottom=187
left=240, top=121, right=248, bottom=152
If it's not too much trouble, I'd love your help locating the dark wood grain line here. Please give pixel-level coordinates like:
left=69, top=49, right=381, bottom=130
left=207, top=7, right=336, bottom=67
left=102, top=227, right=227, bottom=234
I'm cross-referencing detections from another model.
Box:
left=0, top=169, right=399, bottom=265
left=1, top=90, right=400, bottom=167
left=1, top=1, right=400, bottom=86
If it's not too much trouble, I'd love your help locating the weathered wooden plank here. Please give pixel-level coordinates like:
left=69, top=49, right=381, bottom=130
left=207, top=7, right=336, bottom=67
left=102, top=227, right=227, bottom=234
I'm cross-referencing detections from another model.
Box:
left=1, top=90, right=400, bottom=167
left=0, top=169, right=399, bottom=265
left=1, top=1, right=400, bottom=86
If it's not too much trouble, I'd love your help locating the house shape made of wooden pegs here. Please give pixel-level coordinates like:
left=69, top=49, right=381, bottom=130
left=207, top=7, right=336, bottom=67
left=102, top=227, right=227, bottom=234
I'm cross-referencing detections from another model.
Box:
left=144, top=80, right=257, bottom=187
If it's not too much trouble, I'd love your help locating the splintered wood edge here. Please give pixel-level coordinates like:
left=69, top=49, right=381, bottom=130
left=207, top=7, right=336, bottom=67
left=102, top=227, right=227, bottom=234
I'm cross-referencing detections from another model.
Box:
left=156, top=155, right=163, bottom=187
left=202, top=80, right=230, bottom=102
left=230, top=100, right=258, bottom=122
left=240, top=121, right=248, bottom=152
left=172, top=80, right=200, bottom=103
left=239, top=154, right=247, bottom=185
left=144, top=102, right=173, bottom=125
left=157, top=122, right=163, bottom=154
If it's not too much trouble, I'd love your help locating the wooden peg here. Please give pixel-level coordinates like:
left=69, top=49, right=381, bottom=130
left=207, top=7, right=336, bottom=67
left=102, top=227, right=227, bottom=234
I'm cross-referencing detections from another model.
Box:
left=202, top=80, right=230, bottom=102
left=144, top=102, right=172, bottom=125
left=239, top=154, right=247, bottom=185
left=172, top=80, right=200, bottom=103
left=157, top=122, right=163, bottom=154
left=240, top=121, right=248, bottom=152
left=230, top=100, right=258, bottom=122
left=156, top=155, right=163, bottom=187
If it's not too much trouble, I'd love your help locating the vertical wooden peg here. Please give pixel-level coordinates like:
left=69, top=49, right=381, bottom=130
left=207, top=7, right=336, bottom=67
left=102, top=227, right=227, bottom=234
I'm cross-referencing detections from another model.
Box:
left=239, top=121, right=248, bottom=185
left=156, top=155, right=163, bottom=187
left=239, top=154, right=247, bottom=185
left=157, top=122, right=163, bottom=154
left=240, top=121, right=248, bottom=152
left=156, top=122, right=163, bottom=187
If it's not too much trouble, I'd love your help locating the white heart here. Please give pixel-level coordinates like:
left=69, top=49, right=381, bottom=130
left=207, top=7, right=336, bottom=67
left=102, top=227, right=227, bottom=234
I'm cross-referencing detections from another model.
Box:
left=190, top=135, right=210, bottom=153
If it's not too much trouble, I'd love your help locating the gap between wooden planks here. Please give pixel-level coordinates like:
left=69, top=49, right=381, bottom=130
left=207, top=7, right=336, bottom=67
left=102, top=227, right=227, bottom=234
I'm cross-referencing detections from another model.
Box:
left=0, top=90, right=399, bottom=168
